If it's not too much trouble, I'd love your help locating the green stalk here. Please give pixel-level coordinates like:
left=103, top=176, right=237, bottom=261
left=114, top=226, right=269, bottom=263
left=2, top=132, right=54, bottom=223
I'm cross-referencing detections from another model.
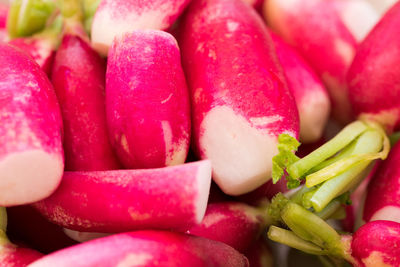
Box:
left=0, top=207, right=10, bottom=246
left=8, top=0, right=56, bottom=38
left=286, top=121, right=368, bottom=180
left=82, top=0, right=101, bottom=34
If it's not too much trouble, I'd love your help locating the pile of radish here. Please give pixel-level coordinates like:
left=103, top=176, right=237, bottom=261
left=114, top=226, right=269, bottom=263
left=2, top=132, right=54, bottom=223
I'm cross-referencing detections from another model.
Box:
left=0, top=0, right=400, bottom=266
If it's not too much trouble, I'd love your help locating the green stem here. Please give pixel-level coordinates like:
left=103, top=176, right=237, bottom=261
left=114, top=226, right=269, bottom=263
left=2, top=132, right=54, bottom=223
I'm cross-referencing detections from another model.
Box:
left=7, top=0, right=57, bottom=38
left=287, top=121, right=368, bottom=180
left=0, top=207, right=9, bottom=247
left=315, top=200, right=342, bottom=220
left=82, top=0, right=101, bottom=34
left=268, top=226, right=327, bottom=255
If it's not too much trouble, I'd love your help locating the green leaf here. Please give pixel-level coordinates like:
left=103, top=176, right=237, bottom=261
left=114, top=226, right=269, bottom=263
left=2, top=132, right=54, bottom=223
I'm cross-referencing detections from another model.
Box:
left=268, top=193, right=290, bottom=223
left=272, top=134, right=300, bottom=184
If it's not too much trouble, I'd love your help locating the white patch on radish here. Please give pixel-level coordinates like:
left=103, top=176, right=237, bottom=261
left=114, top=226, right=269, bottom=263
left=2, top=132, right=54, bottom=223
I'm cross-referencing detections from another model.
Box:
left=201, top=213, right=228, bottom=228
left=298, top=89, right=330, bottom=143
left=370, top=206, right=400, bottom=223
left=334, top=38, right=355, bottom=66
left=161, top=93, right=173, bottom=104
left=365, top=0, right=397, bottom=16
left=63, top=228, right=110, bottom=243
left=120, top=134, right=130, bottom=155
left=362, top=251, right=392, bottom=267
left=117, top=253, right=153, bottom=267
left=200, top=106, right=278, bottom=195
left=161, top=121, right=186, bottom=166
left=0, top=150, right=63, bottom=206
left=226, top=20, right=239, bottom=32
left=128, top=207, right=151, bottom=221
left=249, top=115, right=283, bottom=127
left=194, top=160, right=212, bottom=223
left=208, top=50, right=217, bottom=60
left=338, top=0, right=379, bottom=42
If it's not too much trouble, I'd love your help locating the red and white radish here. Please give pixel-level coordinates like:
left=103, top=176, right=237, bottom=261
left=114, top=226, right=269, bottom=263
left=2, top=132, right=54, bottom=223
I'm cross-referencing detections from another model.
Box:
left=347, top=1, right=400, bottom=133
left=106, top=30, right=190, bottom=169
left=363, top=141, right=400, bottom=223
left=264, top=0, right=379, bottom=123
left=52, top=31, right=120, bottom=171
left=270, top=31, right=330, bottom=143
left=33, top=160, right=212, bottom=233
left=366, top=0, right=397, bottom=16
left=187, top=201, right=270, bottom=253
left=28, top=230, right=249, bottom=267
left=179, top=0, right=299, bottom=196
left=91, top=0, right=192, bottom=56
left=0, top=43, right=63, bottom=206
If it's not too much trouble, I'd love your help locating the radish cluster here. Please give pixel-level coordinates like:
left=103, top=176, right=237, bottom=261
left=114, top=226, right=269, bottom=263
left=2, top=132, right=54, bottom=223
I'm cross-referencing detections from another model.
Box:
left=0, top=0, right=400, bottom=266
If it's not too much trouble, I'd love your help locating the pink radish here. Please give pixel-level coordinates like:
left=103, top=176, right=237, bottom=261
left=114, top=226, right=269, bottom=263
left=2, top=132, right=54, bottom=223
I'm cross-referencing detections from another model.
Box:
left=366, top=0, right=397, bottom=16
left=245, top=239, right=274, bottom=267
left=91, top=0, right=192, bottom=56
left=28, top=230, right=249, bottom=267
left=187, top=201, right=270, bottom=253
left=270, top=31, right=330, bottom=144
left=264, top=0, right=379, bottom=123
left=0, top=3, right=8, bottom=42
left=33, top=160, right=212, bottom=233
left=0, top=43, right=63, bottom=206
left=347, top=1, right=400, bottom=133
left=179, top=0, right=299, bottom=196
left=0, top=208, right=43, bottom=266
left=7, top=206, right=77, bottom=254
left=51, top=31, right=120, bottom=171
left=106, top=30, right=190, bottom=169
left=363, top=141, right=400, bottom=223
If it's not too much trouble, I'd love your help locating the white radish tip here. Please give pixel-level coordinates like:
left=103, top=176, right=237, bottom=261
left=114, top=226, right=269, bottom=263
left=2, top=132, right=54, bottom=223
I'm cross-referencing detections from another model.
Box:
left=194, top=160, right=212, bottom=223
left=0, top=150, right=63, bottom=206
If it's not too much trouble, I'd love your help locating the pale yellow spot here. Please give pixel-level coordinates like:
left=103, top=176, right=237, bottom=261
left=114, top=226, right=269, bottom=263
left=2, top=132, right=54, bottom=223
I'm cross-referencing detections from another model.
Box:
left=117, top=253, right=153, bottom=267
left=362, top=251, right=391, bottom=267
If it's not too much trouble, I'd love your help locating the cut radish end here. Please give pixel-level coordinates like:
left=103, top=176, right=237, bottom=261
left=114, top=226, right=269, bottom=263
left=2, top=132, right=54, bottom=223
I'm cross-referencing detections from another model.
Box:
left=0, top=150, right=63, bottom=206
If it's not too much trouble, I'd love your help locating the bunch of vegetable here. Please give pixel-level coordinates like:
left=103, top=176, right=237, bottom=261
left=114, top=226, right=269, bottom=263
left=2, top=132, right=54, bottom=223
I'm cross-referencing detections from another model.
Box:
left=0, top=0, right=399, bottom=266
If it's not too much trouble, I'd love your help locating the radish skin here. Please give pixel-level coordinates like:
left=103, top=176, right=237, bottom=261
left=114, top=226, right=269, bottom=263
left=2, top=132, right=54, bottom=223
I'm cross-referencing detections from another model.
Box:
left=264, top=0, right=378, bottom=123
left=52, top=33, right=120, bottom=171
left=91, top=0, right=192, bottom=56
left=179, top=0, right=299, bottom=196
left=28, top=230, right=249, bottom=267
left=0, top=43, right=63, bottom=206
left=270, top=32, right=330, bottom=143
left=33, top=160, right=212, bottom=233
left=187, top=202, right=270, bottom=253
left=0, top=3, right=8, bottom=42
left=347, top=1, right=400, bottom=132
left=106, top=30, right=190, bottom=169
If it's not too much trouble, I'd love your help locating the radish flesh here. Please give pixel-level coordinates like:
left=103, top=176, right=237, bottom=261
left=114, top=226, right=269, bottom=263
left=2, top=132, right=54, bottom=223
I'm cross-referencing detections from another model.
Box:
left=106, top=30, right=190, bottom=169
left=179, top=0, right=299, bottom=196
left=33, top=160, right=212, bottom=233
left=0, top=43, right=63, bottom=206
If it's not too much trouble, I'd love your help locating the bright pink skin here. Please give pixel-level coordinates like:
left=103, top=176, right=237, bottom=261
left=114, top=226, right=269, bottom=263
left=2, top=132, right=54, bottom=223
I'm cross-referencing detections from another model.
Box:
left=0, top=3, right=7, bottom=42
left=33, top=160, right=212, bottom=233
left=363, top=141, right=400, bottom=223
left=187, top=202, right=267, bottom=253
left=52, top=34, right=120, bottom=171
left=242, top=0, right=264, bottom=10
left=245, top=239, right=273, bottom=267
left=270, top=31, right=330, bottom=143
left=350, top=220, right=400, bottom=267
left=106, top=30, right=190, bottom=169
left=265, top=0, right=362, bottom=123
left=348, top=2, right=400, bottom=132
left=179, top=0, right=299, bottom=196
left=0, top=245, right=42, bottom=267
left=9, top=37, right=55, bottom=76
left=91, top=0, right=192, bottom=56
left=28, top=230, right=249, bottom=267
left=0, top=43, right=63, bottom=206
left=7, top=206, right=77, bottom=254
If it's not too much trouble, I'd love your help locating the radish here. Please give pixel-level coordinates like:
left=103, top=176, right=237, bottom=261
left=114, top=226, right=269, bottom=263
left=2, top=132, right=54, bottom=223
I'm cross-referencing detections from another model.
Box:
left=347, top=1, right=400, bottom=133
left=267, top=196, right=400, bottom=266
left=51, top=29, right=120, bottom=171
left=33, top=160, right=212, bottom=233
left=270, top=31, right=330, bottom=143
left=245, top=239, right=274, bottom=267
left=7, top=206, right=77, bottom=254
left=28, top=230, right=249, bottom=267
left=179, top=0, right=299, bottom=196
left=363, top=141, right=400, bottom=224
left=0, top=43, right=63, bottom=206
left=264, top=0, right=379, bottom=123
left=0, top=3, right=8, bottom=42
left=366, top=0, right=397, bottom=16
left=187, top=201, right=271, bottom=253
left=106, top=30, right=190, bottom=169
left=0, top=207, right=43, bottom=266
left=91, top=0, right=192, bottom=56
left=62, top=229, right=110, bottom=243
